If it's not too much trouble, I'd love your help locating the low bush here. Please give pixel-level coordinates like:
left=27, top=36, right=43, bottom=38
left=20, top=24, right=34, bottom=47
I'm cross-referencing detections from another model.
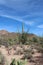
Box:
left=10, top=59, right=26, bottom=65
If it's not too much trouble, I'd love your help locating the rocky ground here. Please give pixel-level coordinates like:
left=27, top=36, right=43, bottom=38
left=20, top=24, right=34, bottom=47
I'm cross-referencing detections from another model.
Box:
left=0, top=45, right=43, bottom=65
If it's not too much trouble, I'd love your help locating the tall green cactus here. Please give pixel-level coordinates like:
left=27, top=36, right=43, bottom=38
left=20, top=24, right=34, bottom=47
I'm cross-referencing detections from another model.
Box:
left=21, top=22, right=28, bottom=44
left=17, top=22, right=29, bottom=44
left=22, top=22, right=24, bottom=34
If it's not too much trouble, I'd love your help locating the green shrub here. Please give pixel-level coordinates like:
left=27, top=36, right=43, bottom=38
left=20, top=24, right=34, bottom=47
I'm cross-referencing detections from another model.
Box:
left=10, top=59, right=26, bottom=65
left=32, top=37, right=38, bottom=42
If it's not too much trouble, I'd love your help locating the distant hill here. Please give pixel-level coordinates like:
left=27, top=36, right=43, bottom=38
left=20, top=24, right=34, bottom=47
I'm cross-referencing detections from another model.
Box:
left=0, top=30, right=38, bottom=38
left=0, top=30, right=43, bottom=46
left=0, top=30, right=9, bottom=35
left=0, top=30, right=17, bottom=39
left=0, top=30, right=39, bottom=43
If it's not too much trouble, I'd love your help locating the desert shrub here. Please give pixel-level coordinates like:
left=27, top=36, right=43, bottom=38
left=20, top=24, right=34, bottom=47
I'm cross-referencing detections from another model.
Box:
left=10, top=59, right=26, bottom=65
left=0, top=52, right=5, bottom=65
left=20, top=33, right=28, bottom=44
left=0, top=52, right=8, bottom=65
left=8, top=38, right=14, bottom=46
left=17, top=60, right=26, bottom=65
left=38, top=37, right=43, bottom=49
left=17, top=33, right=28, bottom=44
left=23, top=53, right=32, bottom=60
left=39, top=37, right=43, bottom=44
left=10, top=59, right=16, bottom=65
left=16, top=50, right=23, bottom=55
left=37, top=47, right=43, bottom=53
left=21, top=48, right=32, bottom=60
left=32, top=37, right=38, bottom=42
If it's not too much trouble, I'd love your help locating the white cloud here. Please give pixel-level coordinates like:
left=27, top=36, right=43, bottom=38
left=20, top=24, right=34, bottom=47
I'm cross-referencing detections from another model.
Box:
left=0, top=14, right=34, bottom=26
left=25, top=21, right=34, bottom=25
left=0, top=0, right=42, bottom=27
left=37, top=24, right=43, bottom=28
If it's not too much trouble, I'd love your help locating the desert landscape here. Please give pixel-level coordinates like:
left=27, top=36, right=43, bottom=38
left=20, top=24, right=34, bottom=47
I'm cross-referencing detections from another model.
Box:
left=0, top=30, right=43, bottom=65
left=0, top=0, right=43, bottom=65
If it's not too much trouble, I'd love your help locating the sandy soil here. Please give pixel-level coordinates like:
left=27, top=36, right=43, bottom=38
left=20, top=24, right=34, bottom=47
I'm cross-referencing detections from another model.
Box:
left=0, top=45, right=42, bottom=65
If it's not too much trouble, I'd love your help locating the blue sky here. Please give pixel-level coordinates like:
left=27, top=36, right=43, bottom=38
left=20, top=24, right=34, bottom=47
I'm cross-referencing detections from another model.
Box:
left=0, top=0, right=43, bottom=36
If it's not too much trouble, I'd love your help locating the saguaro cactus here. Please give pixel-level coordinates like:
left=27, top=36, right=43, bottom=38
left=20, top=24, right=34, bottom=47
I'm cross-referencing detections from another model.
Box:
left=17, top=22, right=29, bottom=44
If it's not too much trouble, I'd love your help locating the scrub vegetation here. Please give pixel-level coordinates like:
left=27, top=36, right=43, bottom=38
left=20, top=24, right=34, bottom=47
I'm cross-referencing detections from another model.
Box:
left=0, top=23, right=43, bottom=65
